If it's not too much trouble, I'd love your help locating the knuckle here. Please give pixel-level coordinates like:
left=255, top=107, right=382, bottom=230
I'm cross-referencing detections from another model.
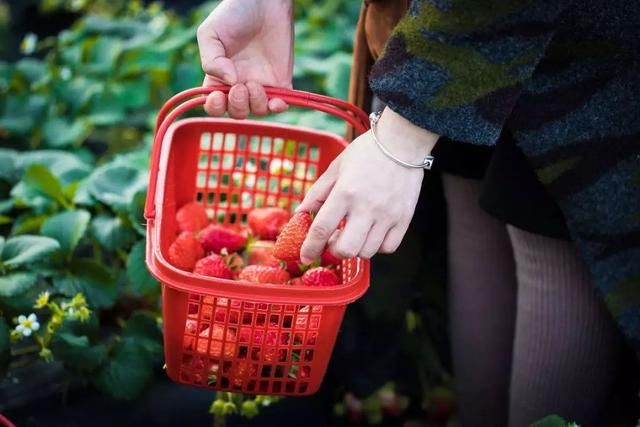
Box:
left=379, top=240, right=399, bottom=254
left=309, top=223, right=332, bottom=240
left=334, top=243, right=357, bottom=259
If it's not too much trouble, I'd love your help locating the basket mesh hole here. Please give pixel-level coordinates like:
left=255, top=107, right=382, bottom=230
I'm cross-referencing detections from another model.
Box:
left=197, top=172, right=206, bottom=187
left=261, top=137, right=272, bottom=154
left=273, top=381, right=282, bottom=393
left=224, top=133, right=236, bottom=150
left=213, top=132, right=224, bottom=150
left=221, top=173, right=230, bottom=186
left=198, top=153, right=208, bottom=168
left=208, top=172, right=217, bottom=187
left=222, top=153, right=234, bottom=170
left=309, top=146, right=320, bottom=161
left=210, top=154, right=220, bottom=168
left=200, top=132, right=212, bottom=149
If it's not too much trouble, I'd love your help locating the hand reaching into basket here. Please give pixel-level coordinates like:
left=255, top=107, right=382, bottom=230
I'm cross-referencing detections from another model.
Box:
left=197, top=0, right=294, bottom=119
left=297, top=108, right=440, bottom=262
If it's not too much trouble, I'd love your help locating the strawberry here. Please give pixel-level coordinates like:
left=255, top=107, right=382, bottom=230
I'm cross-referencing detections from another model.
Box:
left=238, top=265, right=290, bottom=284
left=247, top=240, right=281, bottom=267
left=193, top=254, right=234, bottom=279
left=273, top=212, right=312, bottom=262
left=321, top=248, right=342, bottom=267
left=199, top=223, right=248, bottom=254
left=301, top=267, right=339, bottom=286
left=288, top=277, right=303, bottom=286
left=176, top=202, right=209, bottom=233
left=168, top=232, right=205, bottom=271
left=247, top=207, right=290, bottom=240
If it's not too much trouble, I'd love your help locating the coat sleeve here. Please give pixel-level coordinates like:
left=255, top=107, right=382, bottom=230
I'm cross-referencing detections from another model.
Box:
left=368, top=0, right=573, bottom=145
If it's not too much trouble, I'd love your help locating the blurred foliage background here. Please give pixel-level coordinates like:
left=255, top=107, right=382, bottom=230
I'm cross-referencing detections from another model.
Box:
left=0, top=0, right=457, bottom=426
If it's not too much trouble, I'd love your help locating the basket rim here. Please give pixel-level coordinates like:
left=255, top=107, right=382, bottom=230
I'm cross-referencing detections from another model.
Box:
left=145, top=118, right=369, bottom=306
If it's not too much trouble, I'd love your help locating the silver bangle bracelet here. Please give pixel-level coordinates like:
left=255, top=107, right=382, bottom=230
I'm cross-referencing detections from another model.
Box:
left=369, top=111, right=435, bottom=170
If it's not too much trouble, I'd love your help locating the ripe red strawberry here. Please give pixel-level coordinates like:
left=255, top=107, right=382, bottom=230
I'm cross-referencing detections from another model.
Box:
left=247, top=207, right=290, bottom=240
left=199, top=223, right=248, bottom=254
left=247, top=240, right=281, bottom=267
left=273, top=212, right=312, bottom=262
left=193, top=254, right=234, bottom=279
left=321, top=248, right=342, bottom=267
left=301, top=267, right=339, bottom=286
left=176, top=202, right=209, bottom=232
left=238, top=265, right=290, bottom=284
left=168, top=232, right=205, bottom=271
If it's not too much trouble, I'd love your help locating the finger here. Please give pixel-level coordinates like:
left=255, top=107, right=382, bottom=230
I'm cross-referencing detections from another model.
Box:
left=296, top=162, right=338, bottom=214
left=197, top=23, right=237, bottom=85
left=331, top=212, right=373, bottom=259
left=358, top=222, right=390, bottom=259
left=228, top=84, right=250, bottom=119
left=246, top=81, right=269, bottom=116
left=379, top=220, right=410, bottom=254
left=300, top=190, right=347, bottom=264
left=204, top=90, right=227, bottom=116
left=268, top=98, right=289, bottom=113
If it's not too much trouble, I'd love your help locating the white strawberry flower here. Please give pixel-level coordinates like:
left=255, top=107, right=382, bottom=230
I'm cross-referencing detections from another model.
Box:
left=15, top=313, right=40, bottom=337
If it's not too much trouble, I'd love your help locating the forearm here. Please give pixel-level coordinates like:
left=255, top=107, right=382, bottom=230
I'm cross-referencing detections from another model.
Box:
left=375, top=107, right=439, bottom=165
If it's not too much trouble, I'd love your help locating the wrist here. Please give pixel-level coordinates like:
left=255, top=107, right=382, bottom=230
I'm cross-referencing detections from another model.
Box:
left=376, top=107, right=439, bottom=164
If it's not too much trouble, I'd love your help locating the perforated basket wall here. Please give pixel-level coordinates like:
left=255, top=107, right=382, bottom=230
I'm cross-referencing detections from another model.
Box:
left=146, top=110, right=369, bottom=396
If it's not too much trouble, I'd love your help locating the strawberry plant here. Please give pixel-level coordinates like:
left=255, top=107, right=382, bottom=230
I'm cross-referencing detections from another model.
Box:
left=0, top=0, right=470, bottom=426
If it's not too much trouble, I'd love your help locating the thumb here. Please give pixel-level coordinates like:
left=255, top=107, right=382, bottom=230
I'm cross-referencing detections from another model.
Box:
left=197, top=26, right=238, bottom=85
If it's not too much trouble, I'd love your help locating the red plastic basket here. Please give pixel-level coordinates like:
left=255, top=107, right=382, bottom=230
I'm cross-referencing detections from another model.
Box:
left=145, top=86, right=371, bottom=396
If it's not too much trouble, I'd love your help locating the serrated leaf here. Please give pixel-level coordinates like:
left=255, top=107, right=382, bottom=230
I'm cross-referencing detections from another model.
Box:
left=51, top=330, right=108, bottom=371
left=0, top=272, right=38, bottom=297
left=90, top=214, right=136, bottom=252
left=94, top=337, right=152, bottom=400
left=126, top=240, right=157, bottom=295
left=1, top=235, right=60, bottom=268
left=122, top=311, right=162, bottom=356
left=53, top=259, right=117, bottom=309
left=21, top=164, right=67, bottom=206
left=86, top=164, right=147, bottom=211
left=42, top=117, right=90, bottom=148
left=41, top=209, right=91, bottom=254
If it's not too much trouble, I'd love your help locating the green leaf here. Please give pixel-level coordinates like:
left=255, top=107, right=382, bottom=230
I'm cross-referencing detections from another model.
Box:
left=18, top=150, right=92, bottom=186
left=87, top=37, right=123, bottom=74
left=90, top=214, right=136, bottom=252
left=42, top=117, right=90, bottom=148
left=0, top=272, right=38, bottom=297
left=53, top=259, right=117, bottom=309
left=530, top=415, right=569, bottom=427
left=0, top=236, right=4, bottom=254
left=21, top=164, right=68, bottom=207
left=41, top=209, right=91, bottom=254
left=1, top=235, right=60, bottom=268
left=15, top=58, right=47, bottom=84
left=87, top=164, right=147, bottom=211
left=128, top=190, right=147, bottom=236
left=0, top=318, right=9, bottom=377
left=0, top=215, right=10, bottom=225
left=51, top=331, right=108, bottom=371
left=0, top=95, right=48, bottom=135
left=122, top=311, right=162, bottom=356
left=0, top=200, right=13, bottom=214
left=0, top=149, right=19, bottom=182
left=94, top=337, right=152, bottom=400
left=324, top=52, right=352, bottom=100
left=11, top=214, right=49, bottom=235
left=113, top=78, right=150, bottom=109
left=126, top=240, right=157, bottom=296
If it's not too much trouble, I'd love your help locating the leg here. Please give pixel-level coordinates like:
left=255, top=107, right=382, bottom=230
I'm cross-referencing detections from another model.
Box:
left=443, top=173, right=518, bottom=427
left=507, top=226, right=622, bottom=427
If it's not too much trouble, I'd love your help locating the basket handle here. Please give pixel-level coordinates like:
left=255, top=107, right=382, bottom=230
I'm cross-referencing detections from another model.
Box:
left=145, top=86, right=370, bottom=220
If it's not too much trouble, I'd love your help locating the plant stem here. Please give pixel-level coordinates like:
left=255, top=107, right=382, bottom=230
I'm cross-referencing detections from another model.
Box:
left=10, top=345, right=40, bottom=356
